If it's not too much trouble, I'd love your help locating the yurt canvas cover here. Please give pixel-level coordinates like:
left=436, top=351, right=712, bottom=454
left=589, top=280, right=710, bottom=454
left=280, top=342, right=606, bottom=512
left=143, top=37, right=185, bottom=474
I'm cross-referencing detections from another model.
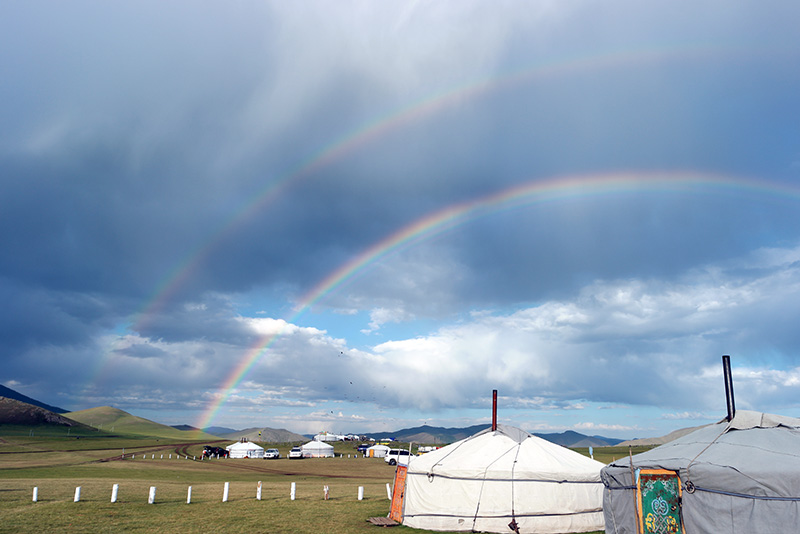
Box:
left=301, top=440, right=335, bottom=458
left=402, top=424, right=605, bottom=533
left=226, top=441, right=265, bottom=459
left=602, top=410, right=800, bottom=534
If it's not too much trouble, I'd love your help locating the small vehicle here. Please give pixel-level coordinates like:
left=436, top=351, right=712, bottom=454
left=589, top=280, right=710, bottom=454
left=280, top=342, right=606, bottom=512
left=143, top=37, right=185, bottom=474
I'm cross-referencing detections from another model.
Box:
left=356, top=444, right=369, bottom=453
left=264, top=448, right=280, bottom=459
left=385, top=449, right=411, bottom=466
left=288, top=446, right=303, bottom=459
left=202, top=446, right=229, bottom=458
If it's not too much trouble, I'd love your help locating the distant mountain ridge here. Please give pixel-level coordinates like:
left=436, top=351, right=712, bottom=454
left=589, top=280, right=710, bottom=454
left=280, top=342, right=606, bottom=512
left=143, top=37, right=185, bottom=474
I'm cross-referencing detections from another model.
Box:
left=171, top=425, right=310, bottom=443
left=1, top=387, right=640, bottom=447
left=204, top=426, right=238, bottom=435
left=371, top=424, right=488, bottom=445
left=534, top=430, right=624, bottom=448
left=371, top=424, right=624, bottom=447
left=0, top=385, right=67, bottom=413
left=618, top=424, right=710, bottom=447
left=223, top=427, right=307, bottom=443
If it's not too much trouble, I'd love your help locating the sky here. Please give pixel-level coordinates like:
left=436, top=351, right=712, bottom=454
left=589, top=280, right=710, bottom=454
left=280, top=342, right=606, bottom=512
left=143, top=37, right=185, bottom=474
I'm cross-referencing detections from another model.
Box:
left=2, top=1, right=800, bottom=439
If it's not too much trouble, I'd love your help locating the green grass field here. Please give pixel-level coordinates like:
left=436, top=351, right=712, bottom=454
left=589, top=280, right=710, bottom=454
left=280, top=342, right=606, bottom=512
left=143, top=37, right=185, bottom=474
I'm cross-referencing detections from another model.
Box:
left=1, top=431, right=610, bottom=534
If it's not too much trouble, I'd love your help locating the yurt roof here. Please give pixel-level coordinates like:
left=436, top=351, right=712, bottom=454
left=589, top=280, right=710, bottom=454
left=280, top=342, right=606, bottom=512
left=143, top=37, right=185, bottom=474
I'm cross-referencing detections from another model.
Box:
left=606, top=410, right=800, bottom=477
left=226, top=441, right=264, bottom=451
left=302, top=440, right=334, bottom=449
left=409, top=424, right=604, bottom=482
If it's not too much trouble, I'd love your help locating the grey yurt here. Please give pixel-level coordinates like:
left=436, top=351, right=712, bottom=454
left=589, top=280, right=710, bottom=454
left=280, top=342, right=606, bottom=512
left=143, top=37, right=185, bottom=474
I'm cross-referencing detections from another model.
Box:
left=602, top=410, right=800, bottom=533
left=602, top=357, right=800, bottom=533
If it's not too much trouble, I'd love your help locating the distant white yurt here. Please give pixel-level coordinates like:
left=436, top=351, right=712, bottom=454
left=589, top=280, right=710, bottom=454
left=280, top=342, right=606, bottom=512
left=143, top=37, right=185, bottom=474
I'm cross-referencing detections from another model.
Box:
left=301, top=440, right=335, bottom=458
left=366, top=444, right=390, bottom=458
left=226, top=441, right=265, bottom=459
left=401, top=424, right=605, bottom=533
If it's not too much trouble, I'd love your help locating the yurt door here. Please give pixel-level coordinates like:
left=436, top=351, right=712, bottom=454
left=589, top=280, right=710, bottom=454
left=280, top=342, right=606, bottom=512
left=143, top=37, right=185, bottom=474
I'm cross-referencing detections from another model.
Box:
left=635, top=469, right=684, bottom=534
left=389, top=465, right=408, bottom=523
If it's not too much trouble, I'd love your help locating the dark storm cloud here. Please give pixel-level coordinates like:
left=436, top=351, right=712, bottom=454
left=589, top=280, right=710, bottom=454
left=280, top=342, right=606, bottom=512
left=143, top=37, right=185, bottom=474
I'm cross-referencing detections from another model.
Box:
left=0, top=277, right=119, bottom=353
left=3, top=1, right=800, bottom=433
left=3, top=1, right=798, bottom=310
left=135, top=293, right=256, bottom=345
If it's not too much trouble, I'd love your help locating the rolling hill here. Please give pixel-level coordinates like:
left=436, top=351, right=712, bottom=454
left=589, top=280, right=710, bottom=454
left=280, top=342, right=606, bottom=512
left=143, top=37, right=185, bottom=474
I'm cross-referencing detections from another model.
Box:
left=0, top=397, right=87, bottom=428
left=0, top=385, right=67, bottom=413
left=66, top=406, right=219, bottom=440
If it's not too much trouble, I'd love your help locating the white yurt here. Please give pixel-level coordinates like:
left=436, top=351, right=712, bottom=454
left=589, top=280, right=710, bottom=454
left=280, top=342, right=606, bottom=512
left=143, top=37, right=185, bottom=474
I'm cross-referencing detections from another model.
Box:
left=366, top=444, right=390, bottom=458
left=401, top=424, right=605, bottom=533
left=226, top=440, right=265, bottom=459
left=301, top=440, right=335, bottom=458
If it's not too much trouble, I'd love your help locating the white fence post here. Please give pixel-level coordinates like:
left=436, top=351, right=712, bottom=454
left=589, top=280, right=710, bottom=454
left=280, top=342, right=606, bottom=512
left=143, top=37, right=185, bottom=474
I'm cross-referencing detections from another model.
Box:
left=290, top=482, right=296, bottom=500
left=148, top=486, right=156, bottom=504
left=32, top=487, right=38, bottom=502
left=222, top=482, right=230, bottom=502
left=257, top=481, right=262, bottom=501
left=358, top=486, right=364, bottom=501
left=187, top=486, right=192, bottom=504
left=111, top=484, right=119, bottom=503
left=74, top=487, right=81, bottom=502
left=386, top=483, right=391, bottom=500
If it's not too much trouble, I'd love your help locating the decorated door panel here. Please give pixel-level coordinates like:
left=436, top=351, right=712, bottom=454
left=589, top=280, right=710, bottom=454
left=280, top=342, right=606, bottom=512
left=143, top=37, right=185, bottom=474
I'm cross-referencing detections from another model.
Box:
left=389, top=464, right=407, bottom=523
left=636, top=469, right=684, bottom=534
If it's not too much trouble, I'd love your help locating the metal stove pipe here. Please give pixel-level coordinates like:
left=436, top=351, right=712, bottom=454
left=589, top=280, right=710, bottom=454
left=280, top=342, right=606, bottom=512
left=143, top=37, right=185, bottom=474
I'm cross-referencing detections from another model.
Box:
left=723, top=355, right=735, bottom=422
left=492, top=390, right=498, bottom=431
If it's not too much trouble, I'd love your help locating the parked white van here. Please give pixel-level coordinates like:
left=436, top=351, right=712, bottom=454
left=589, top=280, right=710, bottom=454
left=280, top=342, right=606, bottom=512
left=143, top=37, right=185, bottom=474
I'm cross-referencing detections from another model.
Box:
left=384, top=449, right=411, bottom=466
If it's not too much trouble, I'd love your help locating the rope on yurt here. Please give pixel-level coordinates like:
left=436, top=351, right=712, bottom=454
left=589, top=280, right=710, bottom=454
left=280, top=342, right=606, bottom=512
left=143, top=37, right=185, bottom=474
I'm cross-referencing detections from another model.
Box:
left=507, top=441, right=523, bottom=534
left=685, top=419, right=733, bottom=484
left=471, top=441, right=521, bottom=532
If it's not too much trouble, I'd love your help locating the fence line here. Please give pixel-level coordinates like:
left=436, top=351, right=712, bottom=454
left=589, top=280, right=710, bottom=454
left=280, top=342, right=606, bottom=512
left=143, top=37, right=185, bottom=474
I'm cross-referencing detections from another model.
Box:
left=20, top=481, right=390, bottom=505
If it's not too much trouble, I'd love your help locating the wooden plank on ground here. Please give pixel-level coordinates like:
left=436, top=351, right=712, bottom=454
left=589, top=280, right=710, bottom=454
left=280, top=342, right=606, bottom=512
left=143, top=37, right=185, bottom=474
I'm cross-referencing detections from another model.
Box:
left=367, top=517, right=399, bottom=527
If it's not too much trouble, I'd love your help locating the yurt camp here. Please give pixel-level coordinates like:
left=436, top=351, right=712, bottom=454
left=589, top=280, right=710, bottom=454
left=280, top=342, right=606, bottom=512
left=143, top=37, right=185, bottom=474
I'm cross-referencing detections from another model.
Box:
left=301, top=439, right=335, bottom=458
left=226, top=440, right=265, bottom=459
left=397, top=422, right=605, bottom=533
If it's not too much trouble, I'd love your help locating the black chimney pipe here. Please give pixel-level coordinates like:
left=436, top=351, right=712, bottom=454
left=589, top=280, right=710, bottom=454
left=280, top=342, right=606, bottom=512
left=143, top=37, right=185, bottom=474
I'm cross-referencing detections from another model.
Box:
left=723, top=355, right=735, bottom=422
left=492, top=390, right=498, bottom=431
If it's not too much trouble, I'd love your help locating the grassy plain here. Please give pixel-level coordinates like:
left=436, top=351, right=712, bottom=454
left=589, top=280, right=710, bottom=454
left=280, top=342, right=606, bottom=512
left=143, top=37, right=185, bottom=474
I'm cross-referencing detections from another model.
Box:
left=1, top=430, right=607, bottom=534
